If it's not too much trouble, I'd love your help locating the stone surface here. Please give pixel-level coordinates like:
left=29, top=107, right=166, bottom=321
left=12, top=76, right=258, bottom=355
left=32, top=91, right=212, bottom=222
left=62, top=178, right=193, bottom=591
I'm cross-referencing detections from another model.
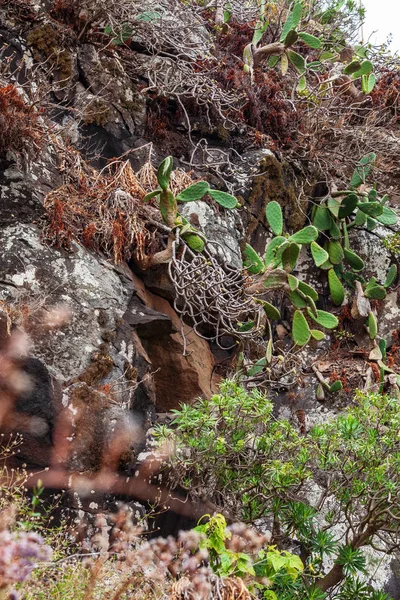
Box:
left=132, top=274, right=219, bottom=411
left=180, top=201, right=244, bottom=269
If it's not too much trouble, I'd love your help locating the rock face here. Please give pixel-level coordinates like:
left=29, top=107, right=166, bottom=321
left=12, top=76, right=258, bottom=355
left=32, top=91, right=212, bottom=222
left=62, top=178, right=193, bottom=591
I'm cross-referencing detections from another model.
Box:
left=180, top=201, right=244, bottom=269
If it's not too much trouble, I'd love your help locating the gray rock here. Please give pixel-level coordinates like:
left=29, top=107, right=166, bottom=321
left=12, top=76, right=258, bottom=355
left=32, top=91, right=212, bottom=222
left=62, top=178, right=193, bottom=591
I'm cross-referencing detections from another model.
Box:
left=378, top=290, right=400, bottom=347
left=180, top=201, right=244, bottom=269
left=0, top=223, right=132, bottom=382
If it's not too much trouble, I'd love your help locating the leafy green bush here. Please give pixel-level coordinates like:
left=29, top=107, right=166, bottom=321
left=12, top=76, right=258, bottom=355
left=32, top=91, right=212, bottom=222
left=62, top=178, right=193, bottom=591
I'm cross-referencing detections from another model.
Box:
left=156, top=381, right=400, bottom=597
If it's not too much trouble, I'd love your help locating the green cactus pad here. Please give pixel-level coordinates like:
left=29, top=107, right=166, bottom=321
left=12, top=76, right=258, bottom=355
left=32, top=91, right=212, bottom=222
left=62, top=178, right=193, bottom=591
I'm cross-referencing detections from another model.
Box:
left=358, top=202, right=384, bottom=217
left=264, top=236, right=286, bottom=266
left=157, top=156, right=174, bottom=190
left=328, top=240, right=344, bottom=265
left=289, top=290, right=307, bottom=308
left=313, top=205, right=332, bottom=231
left=311, top=329, right=325, bottom=341
left=208, top=189, right=238, bottom=209
left=176, top=181, right=210, bottom=202
left=287, top=274, right=299, bottom=291
left=289, top=226, right=318, bottom=244
left=243, top=244, right=265, bottom=274
left=298, top=281, right=318, bottom=300
left=311, top=241, right=329, bottom=267
left=364, top=285, right=386, bottom=300
left=328, top=269, right=345, bottom=305
left=266, top=201, right=283, bottom=236
left=343, top=248, right=364, bottom=271
left=384, top=264, right=397, bottom=288
left=292, top=310, right=311, bottom=346
left=263, top=302, right=281, bottom=320
left=307, top=309, right=338, bottom=329
left=376, top=206, right=398, bottom=226
left=338, top=193, right=358, bottom=219
left=329, top=381, right=343, bottom=393
left=183, top=232, right=205, bottom=253
left=367, top=311, right=377, bottom=339
left=282, top=243, right=301, bottom=271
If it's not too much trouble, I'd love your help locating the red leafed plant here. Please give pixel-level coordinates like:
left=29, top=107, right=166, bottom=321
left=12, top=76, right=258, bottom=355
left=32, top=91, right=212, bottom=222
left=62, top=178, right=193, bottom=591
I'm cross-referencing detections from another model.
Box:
left=0, top=83, right=44, bottom=158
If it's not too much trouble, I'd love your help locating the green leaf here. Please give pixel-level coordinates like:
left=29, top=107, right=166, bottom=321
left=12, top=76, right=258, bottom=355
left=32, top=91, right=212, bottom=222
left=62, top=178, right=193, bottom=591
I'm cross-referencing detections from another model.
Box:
left=292, top=310, right=311, bottom=346
left=266, top=201, right=283, bottom=235
left=289, top=226, right=318, bottom=244
left=307, top=309, right=338, bottom=329
left=344, top=60, right=361, bottom=75
left=354, top=209, right=367, bottom=226
left=358, top=202, right=384, bottom=217
left=320, top=51, right=336, bottom=60
left=297, top=75, right=307, bottom=92
left=287, top=49, right=306, bottom=74
left=328, top=240, right=344, bottom=265
left=352, top=59, right=374, bottom=78
left=298, top=32, right=322, bottom=49
left=367, top=311, right=377, bottom=339
left=376, top=205, right=398, bottom=226
left=183, top=232, right=205, bottom=252
left=343, top=248, right=364, bottom=271
left=143, top=189, right=161, bottom=202
left=365, top=72, right=376, bottom=93
left=289, top=290, right=308, bottom=308
left=328, top=269, right=345, bottom=305
left=157, top=156, right=173, bottom=190
left=288, top=274, right=299, bottom=291
left=329, top=220, right=341, bottom=239
left=208, top=189, right=238, bottom=209
left=248, top=357, right=266, bottom=376
left=364, top=285, right=386, bottom=300
left=329, top=381, right=343, bottom=393
left=263, top=302, right=281, bottom=320
left=384, top=264, right=397, bottom=288
left=338, top=193, right=358, bottom=219
left=366, top=217, right=378, bottom=231
left=176, top=181, right=210, bottom=202
left=268, top=55, right=280, bottom=67
left=311, top=241, right=329, bottom=267
left=298, top=280, right=318, bottom=300
left=266, top=337, right=273, bottom=363
left=237, top=321, right=255, bottom=332
left=313, top=204, right=332, bottom=231
left=282, top=243, right=301, bottom=270
left=350, top=153, right=376, bottom=188
left=243, top=244, right=264, bottom=274
left=311, top=329, right=325, bottom=341
left=284, top=29, right=298, bottom=47
left=280, top=2, right=303, bottom=42
left=327, top=197, right=340, bottom=217
left=264, top=236, right=286, bottom=266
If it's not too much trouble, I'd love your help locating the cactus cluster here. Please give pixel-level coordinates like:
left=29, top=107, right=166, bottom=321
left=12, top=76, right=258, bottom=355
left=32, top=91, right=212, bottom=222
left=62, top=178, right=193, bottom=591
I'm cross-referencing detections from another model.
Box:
left=243, top=1, right=376, bottom=97
left=309, top=153, right=397, bottom=307
left=243, top=201, right=338, bottom=347
left=144, top=156, right=238, bottom=252
left=243, top=155, right=398, bottom=353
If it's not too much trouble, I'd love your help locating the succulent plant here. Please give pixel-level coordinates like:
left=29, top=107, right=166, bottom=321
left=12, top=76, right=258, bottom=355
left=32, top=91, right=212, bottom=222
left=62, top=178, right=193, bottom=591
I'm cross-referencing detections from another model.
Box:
left=328, top=268, right=345, bottom=306
left=266, top=201, right=283, bottom=236
left=292, top=310, right=311, bottom=346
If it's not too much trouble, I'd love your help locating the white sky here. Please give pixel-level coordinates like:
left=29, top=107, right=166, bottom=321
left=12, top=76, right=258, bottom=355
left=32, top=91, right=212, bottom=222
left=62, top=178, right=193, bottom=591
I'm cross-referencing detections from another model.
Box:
left=361, top=0, right=400, bottom=53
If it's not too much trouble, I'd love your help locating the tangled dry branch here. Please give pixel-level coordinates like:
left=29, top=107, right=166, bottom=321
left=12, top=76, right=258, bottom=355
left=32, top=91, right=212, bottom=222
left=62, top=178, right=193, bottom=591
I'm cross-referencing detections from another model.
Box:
left=168, top=237, right=263, bottom=348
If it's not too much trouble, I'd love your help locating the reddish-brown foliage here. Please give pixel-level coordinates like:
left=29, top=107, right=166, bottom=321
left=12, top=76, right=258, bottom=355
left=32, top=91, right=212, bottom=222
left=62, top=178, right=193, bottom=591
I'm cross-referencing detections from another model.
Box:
left=0, top=84, right=44, bottom=158
left=371, top=70, right=400, bottom=124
